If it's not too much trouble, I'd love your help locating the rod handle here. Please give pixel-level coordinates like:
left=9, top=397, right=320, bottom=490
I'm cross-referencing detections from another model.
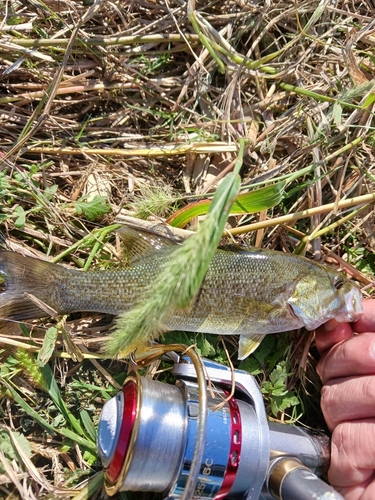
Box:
left=268, top=457, right=345, bottom=500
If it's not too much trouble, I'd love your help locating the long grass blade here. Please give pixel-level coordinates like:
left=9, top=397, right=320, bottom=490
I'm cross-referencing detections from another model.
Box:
left=167, top=181, right=285, bottom=228
left=105, top=139, right=248, bottom=357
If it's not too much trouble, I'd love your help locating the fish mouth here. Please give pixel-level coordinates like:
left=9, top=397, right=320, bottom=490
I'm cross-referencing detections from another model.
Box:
left=334, top=287, right=363, bottom=323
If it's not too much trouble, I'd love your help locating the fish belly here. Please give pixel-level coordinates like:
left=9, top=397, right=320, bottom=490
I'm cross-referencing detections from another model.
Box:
left=163, top=295, right=304, bottom=335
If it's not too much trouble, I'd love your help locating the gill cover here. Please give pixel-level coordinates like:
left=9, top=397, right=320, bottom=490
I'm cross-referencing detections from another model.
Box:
left=287, top=275, right=323, bottom=330
left=287, top=273, right=363, bottom=330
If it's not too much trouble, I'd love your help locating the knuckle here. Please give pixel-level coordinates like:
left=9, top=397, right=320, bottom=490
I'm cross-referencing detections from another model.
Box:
left=320, top=384, right=337, bottom=428
left=331, top=422, right=349, bottom=456
left=362, top=376, right=375, bottom=402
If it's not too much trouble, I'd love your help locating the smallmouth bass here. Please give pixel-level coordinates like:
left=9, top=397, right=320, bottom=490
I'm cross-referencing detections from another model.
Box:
left=0, top=227, right=363, bottom=359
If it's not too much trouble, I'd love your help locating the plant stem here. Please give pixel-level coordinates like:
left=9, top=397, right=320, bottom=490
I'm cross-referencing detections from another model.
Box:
left=227, top=193, right=375, bottom=235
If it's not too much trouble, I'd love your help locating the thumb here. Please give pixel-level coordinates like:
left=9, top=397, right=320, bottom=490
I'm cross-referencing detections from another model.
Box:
left=315, top=319, right=354, bottom=355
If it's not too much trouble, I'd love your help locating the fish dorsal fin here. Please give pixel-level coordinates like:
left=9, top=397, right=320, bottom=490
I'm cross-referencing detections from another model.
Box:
left=238, top=334, right=266, bottom=360
left=117, top=225, right=178, bottom=264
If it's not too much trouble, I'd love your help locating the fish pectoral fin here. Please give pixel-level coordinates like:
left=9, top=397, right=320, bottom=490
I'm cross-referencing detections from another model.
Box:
left=238, top=334, right=266, bottom=360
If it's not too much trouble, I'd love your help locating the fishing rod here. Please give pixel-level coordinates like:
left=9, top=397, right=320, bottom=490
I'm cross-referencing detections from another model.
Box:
left=97, top=344, right=343, bottom=500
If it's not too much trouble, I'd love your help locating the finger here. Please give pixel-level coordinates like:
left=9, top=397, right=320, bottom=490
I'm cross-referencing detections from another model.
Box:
left=354, top=299, right=375, bottom=334
left=334, top=475, right=375, bottom=500
left=316, top=332, right=375, bottom=383
left=315, top=320, right=353, bottom=355
left=328, top=419, right=375, bottom=490
left=320, top=375, right=375, bottom=429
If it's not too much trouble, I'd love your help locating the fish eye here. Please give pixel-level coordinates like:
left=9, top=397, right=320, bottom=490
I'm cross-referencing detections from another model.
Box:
left=333, top=275, right=344, bottom=290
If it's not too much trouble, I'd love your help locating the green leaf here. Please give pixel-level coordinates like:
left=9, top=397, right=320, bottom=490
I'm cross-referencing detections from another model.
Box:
left=362, top=91, right=375, bottom=109
left=27, top=360, right=90, bottom=439
left=52, top=414, right=66, bottom=427
left=44, top=183, right=58, bottom=200
left=74, top=195, right=111, bottom=221
left=239, top=356, right=262, bottom=376
left=70, top=471, right=104, bottom=500
left=162, top=331, right=192, bottom=345
left=0, top=429, right=31, bottom=473
left=3, top=381, right=58, bottom=436
left=357, top=253, right=375, bottom=274
left=58, top=428, right=97, bottom=452
left=40, top=364, right=87, bottom=438
left=196, top=335, right=216, bottom=357
left=270, top=394, right=299, bottom=416
left=80, top=410, right=97, bottom=442
left=266, top=362, right=291, bottom=393
left=253, top=335, right=276, bottom=366
left=37, top=326, right=58, bottom=367
left=69, top=380, right=115, bottom=395
left=167, top=181, right=285, bottom=228
left=0, top=430, right=16, bottom=461
left=13, top=206, right=26, bottom=228
left=332, top=101, right=343, bottom=126
left=269, top=363, right=288, bottom=387
left=83, top=450, right=97, bottom=466
left=261, top=361, right=300, bottom=416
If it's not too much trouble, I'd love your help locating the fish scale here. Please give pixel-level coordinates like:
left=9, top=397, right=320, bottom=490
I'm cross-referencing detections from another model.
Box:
left=0, top=229, right=363, bottom=359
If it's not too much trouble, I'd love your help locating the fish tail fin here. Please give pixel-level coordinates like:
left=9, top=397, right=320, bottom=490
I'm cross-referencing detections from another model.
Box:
left=0, top=250, right=66, bottom=322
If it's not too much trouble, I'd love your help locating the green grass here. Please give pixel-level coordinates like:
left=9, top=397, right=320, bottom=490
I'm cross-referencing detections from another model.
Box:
left=0, top=0, right=374, bottom=497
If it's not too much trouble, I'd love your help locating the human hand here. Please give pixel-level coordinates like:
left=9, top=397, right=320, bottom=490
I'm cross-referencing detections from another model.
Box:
left=316, top=299, right=375, bottom=500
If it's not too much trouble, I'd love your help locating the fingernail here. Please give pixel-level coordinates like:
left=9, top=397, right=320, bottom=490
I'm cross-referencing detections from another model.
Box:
left=324, top=319, right=338, bottom=332
left=371, top=341, right=375, bottom=359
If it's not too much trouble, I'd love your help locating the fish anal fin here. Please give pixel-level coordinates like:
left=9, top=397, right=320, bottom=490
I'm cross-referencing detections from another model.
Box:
left=117, top=225, right=177, bottom=264
left=238, top=334, right=266, bottom=360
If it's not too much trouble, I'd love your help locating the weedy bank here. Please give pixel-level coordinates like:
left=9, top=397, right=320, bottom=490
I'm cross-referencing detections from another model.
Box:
left=0, top=0, right=374, bottom=498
